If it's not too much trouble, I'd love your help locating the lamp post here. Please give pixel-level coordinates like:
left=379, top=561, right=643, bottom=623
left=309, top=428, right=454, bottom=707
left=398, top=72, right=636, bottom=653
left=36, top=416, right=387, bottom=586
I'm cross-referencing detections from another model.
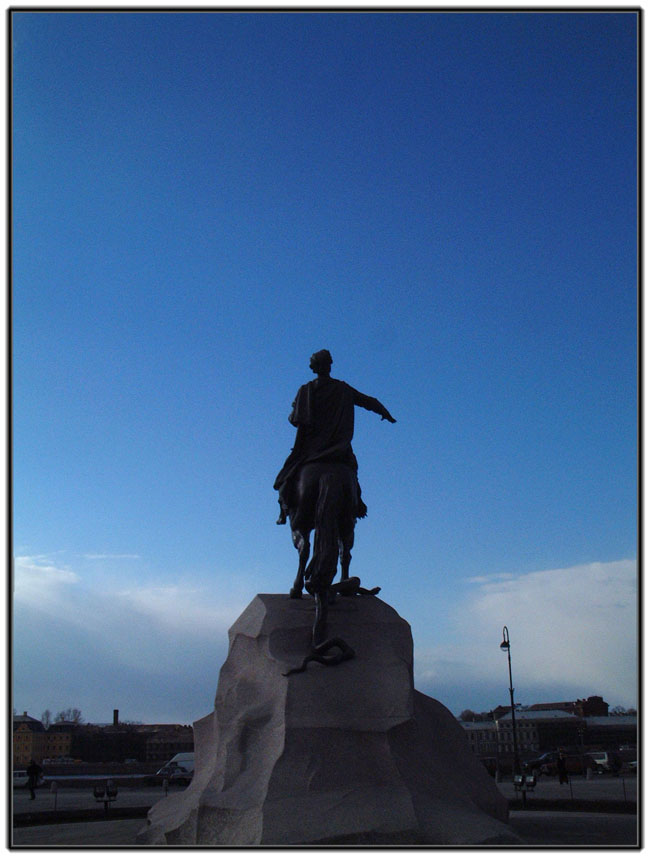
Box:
left=578, top=723, right=586, bottom=777
left=500, top=626, right=521, bottom=775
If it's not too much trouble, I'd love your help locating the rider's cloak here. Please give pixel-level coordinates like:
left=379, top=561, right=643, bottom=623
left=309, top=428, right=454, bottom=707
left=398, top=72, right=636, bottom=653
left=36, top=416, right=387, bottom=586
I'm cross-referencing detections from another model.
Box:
left=273, top=377, right=387, bottom=494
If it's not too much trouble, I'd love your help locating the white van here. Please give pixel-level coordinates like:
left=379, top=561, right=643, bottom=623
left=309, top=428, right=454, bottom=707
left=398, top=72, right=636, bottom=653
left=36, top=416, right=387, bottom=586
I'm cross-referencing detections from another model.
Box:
left=13, top=769, right=45, bottom=788
left=589, top=751, right=621, bottom=773
left=156, top=752, right=194, bottom=785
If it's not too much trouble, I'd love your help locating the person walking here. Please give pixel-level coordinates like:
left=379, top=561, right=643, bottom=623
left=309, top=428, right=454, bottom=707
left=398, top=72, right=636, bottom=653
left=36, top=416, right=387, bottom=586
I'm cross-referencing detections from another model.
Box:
left=557, top=751, right=569, bottom=785
left=26, top=759, right=42, bottom=800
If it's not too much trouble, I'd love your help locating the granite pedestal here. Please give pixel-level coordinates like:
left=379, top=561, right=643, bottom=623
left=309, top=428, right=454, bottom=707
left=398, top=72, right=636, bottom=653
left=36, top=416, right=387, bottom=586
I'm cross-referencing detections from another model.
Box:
left=138, top=594, right=517, bottom=845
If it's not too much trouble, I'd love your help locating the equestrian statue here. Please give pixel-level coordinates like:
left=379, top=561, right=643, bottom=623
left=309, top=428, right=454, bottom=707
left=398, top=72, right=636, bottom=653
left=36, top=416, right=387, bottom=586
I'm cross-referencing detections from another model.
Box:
left=274, top=349, right=396, bottom=672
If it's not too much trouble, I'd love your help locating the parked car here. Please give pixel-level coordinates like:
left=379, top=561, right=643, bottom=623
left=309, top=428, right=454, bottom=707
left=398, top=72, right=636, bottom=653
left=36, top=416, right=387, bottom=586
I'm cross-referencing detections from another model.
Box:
left=156, top=752, right=194, bottom=785
left=541, top=754, right=596, bottom=776
left=589, top=751, right=623, bottom=774
left=525, top=752, right=596, bottom=776
left=524, top=752, right=557, bottom=773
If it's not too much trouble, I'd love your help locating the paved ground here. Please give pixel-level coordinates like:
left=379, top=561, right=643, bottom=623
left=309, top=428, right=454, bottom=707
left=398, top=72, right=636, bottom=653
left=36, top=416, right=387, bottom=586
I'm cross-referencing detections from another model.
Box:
left=12, top=775, right=639, bottom=847
left=507, top=811, right=638, bottom=846
left=12, top=818, right=146, bottom=846
left=497, top=773, right=637, bottom=804
left=14, top=773, right=636, bottom=815
left=13, top=783, right=176, bottom=815
left=11, top=812, right=639, bottom=847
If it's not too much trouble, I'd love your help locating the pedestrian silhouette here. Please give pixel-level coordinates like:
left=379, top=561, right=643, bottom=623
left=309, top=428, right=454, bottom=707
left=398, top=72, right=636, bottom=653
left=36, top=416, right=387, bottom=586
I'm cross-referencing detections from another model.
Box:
left=557, top=751, right=568, bottom=785
left=26, top=759, right=42, bottom=800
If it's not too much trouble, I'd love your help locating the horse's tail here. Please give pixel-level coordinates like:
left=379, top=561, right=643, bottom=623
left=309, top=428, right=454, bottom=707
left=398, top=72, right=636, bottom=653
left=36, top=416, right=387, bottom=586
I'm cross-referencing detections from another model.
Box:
left=304, top=472, right=341, bottom=594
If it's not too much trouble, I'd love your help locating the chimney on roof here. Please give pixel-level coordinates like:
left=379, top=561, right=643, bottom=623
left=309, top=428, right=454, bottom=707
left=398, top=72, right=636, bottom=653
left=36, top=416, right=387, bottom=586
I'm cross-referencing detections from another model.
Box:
left=113, top=709, right=119, bottom=726
left=23, top=711, right=27, bottom=716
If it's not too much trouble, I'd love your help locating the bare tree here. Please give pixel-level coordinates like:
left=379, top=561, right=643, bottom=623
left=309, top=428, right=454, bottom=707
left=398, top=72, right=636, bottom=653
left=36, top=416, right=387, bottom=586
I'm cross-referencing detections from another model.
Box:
left=41, top=709, right=52, bottom=729
left=459, top=709, right=477, bottom=721
left=55, top=708, right=84, bottom=724
left=610, top=705, right=637, bottom=716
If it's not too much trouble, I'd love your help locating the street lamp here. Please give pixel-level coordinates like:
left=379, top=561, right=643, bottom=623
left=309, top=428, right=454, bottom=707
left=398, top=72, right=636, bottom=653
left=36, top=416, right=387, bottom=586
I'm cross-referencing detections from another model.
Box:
left=577, top=723, right=586, bottom=777
left=500, top=626, right=521, bottom=775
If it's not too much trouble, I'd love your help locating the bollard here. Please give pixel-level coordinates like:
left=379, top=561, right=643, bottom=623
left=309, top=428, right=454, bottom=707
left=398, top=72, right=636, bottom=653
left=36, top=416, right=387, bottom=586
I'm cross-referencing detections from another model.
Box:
left=621, top=775, right=627, bottom=802
left=105, top=779, right=118, bottom=812
left=49, top=781, right=58, bottom=812
left=513, top=774, right=526, bottom=808
left=94, top=780, right=118, bottom=814
left=163, top=778, right=169, bottom=796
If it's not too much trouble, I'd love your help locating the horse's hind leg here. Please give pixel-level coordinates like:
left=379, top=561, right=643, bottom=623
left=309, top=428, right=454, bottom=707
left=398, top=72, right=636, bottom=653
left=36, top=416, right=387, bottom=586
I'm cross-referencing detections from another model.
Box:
left=290, top=529, right=310, bottom=599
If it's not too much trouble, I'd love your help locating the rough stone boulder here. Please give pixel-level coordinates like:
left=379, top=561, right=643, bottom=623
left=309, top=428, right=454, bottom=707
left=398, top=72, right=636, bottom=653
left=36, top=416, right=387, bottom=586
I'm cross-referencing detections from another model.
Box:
left=138, top=594, right=517, bottom=845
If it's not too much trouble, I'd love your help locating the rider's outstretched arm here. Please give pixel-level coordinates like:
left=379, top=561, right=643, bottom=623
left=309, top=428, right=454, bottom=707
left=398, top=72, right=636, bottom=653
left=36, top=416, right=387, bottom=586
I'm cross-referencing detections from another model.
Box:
left=351, top=388, right=397, bottom=423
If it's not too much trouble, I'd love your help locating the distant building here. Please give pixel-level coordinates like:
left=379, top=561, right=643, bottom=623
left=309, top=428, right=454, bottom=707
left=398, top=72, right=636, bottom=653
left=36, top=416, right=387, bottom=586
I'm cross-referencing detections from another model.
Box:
left=14, top=709, right=197, bottom=766
left=499, top=709, right=580, bottom=753
left=69, top=722, right=148, bottom=764
left=459, top=694, right=632, bottom=771
left=145, top=727, right=194, bottom=764
left=494, top=711, right=547, bottom=755
left=491, top=705, right=513, bottom=720
left=44, top=721, right=75, bottom=760
left=574, top=696, right=609, bottom=717
left=461, top=709, right=583, bottom=764
left=527, top=696, right=609, bottom=718
left=13, top=712, right=46, bottom=765
left=527, top=701, right=576, bottom=714
left=458, top=721, right=498, bottom=757
left=583, top=716, right=636, bottom=749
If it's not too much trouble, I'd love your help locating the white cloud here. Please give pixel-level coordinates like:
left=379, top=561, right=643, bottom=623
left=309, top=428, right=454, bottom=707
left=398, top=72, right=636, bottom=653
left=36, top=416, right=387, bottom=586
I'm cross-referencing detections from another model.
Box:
left=13, top=553, right=249, bottom=677
left=14, top=555, right=80, bottom=603
left=415, top=559, right=637, bottom=708
left=466, top=573, right=515, bottom=584
left=13, top=552, right=253, bottom=720
left=82, top=553, right=141, bottom=560
left=114, top=584, right=244, bottom=637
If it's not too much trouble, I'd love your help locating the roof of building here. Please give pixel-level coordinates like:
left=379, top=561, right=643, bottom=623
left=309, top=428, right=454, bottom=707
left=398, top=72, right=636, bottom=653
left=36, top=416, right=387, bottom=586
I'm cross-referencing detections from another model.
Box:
left=583, top=716, right=637, bottom=726
left=13, top=712, right=45, bottom=732
left=459, top=721, right=497, bottom=730
left=527, top=702, right=575, bottom=711
left=496, top=709, right=579, bottom=723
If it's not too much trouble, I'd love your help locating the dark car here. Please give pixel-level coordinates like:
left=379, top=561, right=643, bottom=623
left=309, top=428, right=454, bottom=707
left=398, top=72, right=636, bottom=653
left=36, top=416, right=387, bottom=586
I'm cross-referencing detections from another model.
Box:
left=524, top=752, right=557, bottom=773
left=525, top=752, right=596, bottom=776
left=543, top=755, right=596, bottom=775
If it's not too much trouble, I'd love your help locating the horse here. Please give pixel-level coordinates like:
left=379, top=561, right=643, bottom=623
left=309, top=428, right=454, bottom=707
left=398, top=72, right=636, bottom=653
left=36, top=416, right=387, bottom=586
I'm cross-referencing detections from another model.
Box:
left=282, top=461, right=357, bottom=648
left=288, top=462, right=356, bottom=593
left=281, top=461, right=382, bottom=675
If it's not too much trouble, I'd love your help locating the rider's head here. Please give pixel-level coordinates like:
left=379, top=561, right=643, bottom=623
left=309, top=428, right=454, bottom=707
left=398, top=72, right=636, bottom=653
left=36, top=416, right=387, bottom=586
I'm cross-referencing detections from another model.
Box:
left=309, top=349, right=333, bottom=375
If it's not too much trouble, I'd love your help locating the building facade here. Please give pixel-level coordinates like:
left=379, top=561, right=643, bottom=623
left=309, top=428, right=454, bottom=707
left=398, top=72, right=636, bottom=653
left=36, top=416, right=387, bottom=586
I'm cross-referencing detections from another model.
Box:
left=583, top=716, right=636, bottom=749
left=13, top=713, right=46, bottom=765
left=145, top=727, right=194, bottom=763
left=460, top=706, right=637, bottom=772
left=44, top=722, right=74, bottom=760
left=458, top=721, right=498, bottom=757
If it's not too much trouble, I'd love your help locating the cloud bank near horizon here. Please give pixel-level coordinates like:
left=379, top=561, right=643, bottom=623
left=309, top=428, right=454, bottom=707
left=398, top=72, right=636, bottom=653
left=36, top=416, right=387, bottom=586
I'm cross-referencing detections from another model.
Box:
left=414, top=558, right=637, bottom=713
left=13, top=554, right=637, bottom=722
left=13, top=554, right=248, bottom=723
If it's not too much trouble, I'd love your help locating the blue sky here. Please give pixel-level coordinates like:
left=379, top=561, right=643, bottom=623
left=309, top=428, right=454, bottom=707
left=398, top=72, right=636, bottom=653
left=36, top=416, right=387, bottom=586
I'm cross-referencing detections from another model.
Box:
left=13, top=11, right=637, bottom=724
